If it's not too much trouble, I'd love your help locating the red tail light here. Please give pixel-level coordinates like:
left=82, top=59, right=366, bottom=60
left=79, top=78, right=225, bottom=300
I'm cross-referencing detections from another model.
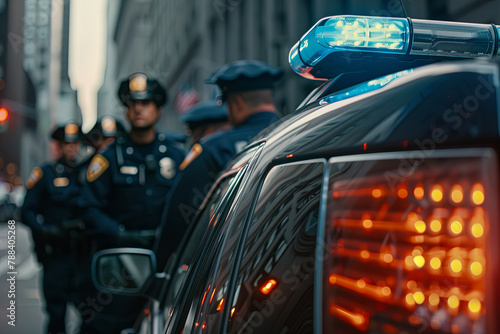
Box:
left=324, top=149, right=498, bottom=333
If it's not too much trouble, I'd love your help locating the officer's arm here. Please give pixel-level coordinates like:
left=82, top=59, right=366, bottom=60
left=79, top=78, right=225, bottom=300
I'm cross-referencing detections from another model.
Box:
left=81, top=154, right=121, bottom=238
left=154, top=150, right=218, bottom=270
left=21, top=168, right=45, bottom=234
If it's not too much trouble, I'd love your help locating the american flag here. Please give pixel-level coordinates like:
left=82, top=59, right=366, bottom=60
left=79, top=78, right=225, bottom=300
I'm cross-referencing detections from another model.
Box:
left=174, top=85, right=199, bottom=115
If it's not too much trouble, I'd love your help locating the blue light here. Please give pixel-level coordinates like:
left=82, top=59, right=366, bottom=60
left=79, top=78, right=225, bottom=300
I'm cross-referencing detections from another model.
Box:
left=291, top=15, right=410, bottom=71
left=317, top=17, right=408, bottom=52
left=318, top=69, right=414, bottom=106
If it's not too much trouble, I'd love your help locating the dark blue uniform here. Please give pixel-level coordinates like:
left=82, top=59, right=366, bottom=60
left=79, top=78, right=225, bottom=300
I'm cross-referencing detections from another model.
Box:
left=21, top=159, right=87, bottom=334
left=154, top=111, right=279, bottom=269
left=154, top=60, right=283, bottom=269
left=78, top=133, right=184, bottom=333
left=82, top=132, right=185, bottom=245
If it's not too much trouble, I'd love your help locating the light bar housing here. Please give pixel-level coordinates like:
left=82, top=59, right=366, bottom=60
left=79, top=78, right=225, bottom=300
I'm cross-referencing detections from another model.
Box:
left=290, top=15, right=500, bottom=81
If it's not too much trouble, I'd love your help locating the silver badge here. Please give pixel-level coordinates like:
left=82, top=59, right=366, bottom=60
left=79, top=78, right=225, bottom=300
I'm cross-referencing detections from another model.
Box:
left=120, top=166, right=138, bottom=175
left=159, top=157, right=176, bottom=179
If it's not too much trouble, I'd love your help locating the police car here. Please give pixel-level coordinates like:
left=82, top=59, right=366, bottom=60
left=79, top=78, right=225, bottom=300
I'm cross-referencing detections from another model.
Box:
left=92, top=14, right=500, bottom=334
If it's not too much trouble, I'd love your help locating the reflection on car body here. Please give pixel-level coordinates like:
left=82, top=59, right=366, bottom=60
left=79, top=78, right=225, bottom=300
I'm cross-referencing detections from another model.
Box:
left=92, top=12, right=500, bottom=334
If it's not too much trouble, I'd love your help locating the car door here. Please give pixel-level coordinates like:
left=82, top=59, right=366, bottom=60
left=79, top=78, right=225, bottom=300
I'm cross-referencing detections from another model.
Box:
left=165, top=159, right=327, bottom=334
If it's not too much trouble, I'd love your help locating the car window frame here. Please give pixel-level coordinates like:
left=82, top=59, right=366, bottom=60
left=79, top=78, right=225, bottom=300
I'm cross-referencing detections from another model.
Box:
left=215, top=158, right=329, bottom=333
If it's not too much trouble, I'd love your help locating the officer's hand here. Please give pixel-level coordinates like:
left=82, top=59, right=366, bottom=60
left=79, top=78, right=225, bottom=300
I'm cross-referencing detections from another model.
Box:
left=42, top=225, right=65, bottom=241
left=117, top=231, right=152, bottom=248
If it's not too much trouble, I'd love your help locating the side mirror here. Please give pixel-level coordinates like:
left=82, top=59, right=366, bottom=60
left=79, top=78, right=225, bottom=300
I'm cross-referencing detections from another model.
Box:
left=92, top=248, right=156, bottom=295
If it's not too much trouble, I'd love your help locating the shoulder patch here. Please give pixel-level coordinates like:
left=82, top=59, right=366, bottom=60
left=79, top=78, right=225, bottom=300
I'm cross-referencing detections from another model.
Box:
left=26, top=167, right=43, bottom=190
left=87, top=154, right=110, bottom=182
left=179, top=143, right=203, bottom=171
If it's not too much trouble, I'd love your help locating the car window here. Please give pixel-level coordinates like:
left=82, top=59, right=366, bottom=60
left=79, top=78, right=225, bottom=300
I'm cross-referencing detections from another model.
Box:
left=171, top=161, right=325, bottom=334
left=225, top=161, right=325, bottom=333
left=161, top=168, right=245, bottom=325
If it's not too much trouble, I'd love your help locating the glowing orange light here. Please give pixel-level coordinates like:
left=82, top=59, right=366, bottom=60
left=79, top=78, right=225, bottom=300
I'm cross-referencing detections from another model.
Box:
left=231, top=307, right=236, bottom=317
left=360, top=250, right=370, bottom=259
left=468, top=298, right=481, bottom=313
left=330, top=304, right=367, bottom=331
left=333, top=191, right=340, bottom=198
left=413, top=255, right=425, bottom=268
left=397, top=185, right=408, bottom=199
left=381, top=286, right=391, bottom=296
left=414, top=185, right=424, bottom=200
left=286, top=154, right=294, bottom=158
left=450, top=259, right=463, bottom=273
left=0, top=108, right=8, bottom=122
left=451, top=185, right=464, bottom=203
left=471, top=222, right=484, bottom=238
left=448, top=295, right=460, bottom=309
left=260, top=279, right=278, bottom=295
left=414, top=220, right=426, bottom=233
left=362, top=219, right=373, bottom=229
left=413, top=291, right=425, bottom=304
left=406, top=293, right=415, bottom=306
left=357, top=279, right=366, bottom=288
left=363, top=143, right=367, bottom=150
left=429, top=293, right=440, bottom=306
left=471, top=183, right=485, bottom=205
left=405, top=256, right=415, bottom=270
left=430, top=219, right=442, bottom=233
left=329, top=275, right=337, bottom=285
left=430, top=184, right=444, bottom=202
left=383, top=254, right=393, bottom=263
left=407, top=280, right=417, bottom=291
left=195, top=323, right=199, bottom=327
left=430, top=257, right=441, bottom=270
left=372, top=189, right=382, bottom=198
left=216, top=298, right=225, bottom=311
left=470, top=262, right=483, bottom=276
left=143, top=308, right=150, bottom=315
left=449, top=217, right=463, bottom=235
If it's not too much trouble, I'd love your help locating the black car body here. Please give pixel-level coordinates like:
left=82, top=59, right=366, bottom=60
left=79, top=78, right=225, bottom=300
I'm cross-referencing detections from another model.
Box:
left=93, top=14, right=500, bottom=334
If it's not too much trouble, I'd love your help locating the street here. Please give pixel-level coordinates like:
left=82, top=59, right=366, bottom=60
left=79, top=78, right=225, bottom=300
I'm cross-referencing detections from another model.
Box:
left=0, top=222, right=81, bottom=333
left=0, top=221, right=46, bottom=333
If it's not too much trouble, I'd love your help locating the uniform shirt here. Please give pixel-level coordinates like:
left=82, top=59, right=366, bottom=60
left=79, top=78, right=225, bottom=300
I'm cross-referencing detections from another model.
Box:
left=81, top=133, right=185, bottom=238
left=154, top=111, right=279, bottom=268
left=21, top=160, right=84, bottom=252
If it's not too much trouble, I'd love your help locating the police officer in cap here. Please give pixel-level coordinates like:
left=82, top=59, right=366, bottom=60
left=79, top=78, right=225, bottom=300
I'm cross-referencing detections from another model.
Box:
left=155, top=60, right=282, bottom=269
left=180, top=100, right=230, bottom=145
left=82, top=73, right=184, bottom=246
left=79, top=73, right=185, bottom=333
left=21, top=122, right=89, bottom=334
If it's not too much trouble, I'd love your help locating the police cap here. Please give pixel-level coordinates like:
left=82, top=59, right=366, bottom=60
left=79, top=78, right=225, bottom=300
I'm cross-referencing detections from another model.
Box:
left=205, top=60, right=284, bottom=101
left=86, top=115, right=126, bottom=143
left=51, top=122, right=83, bottom=142
left=179, top=101, right=228, bottom=126
left=118, top=73, right=168, bottom=107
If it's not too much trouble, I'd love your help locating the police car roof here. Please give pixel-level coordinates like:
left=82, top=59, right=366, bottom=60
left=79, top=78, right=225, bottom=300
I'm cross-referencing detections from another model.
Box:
left=226, top=59, right=500, bottom=171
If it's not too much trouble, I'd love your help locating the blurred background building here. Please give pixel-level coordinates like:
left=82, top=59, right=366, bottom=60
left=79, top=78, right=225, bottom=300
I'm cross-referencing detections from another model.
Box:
left=98, top=0, right=500, bottom=133
left=0, top=0, right=79, bottom=194
left=0, top=0, right=500, bottom=187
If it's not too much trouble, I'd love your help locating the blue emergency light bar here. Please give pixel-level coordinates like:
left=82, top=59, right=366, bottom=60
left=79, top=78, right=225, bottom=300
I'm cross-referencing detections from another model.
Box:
left=290, top=15, right=500, bottom=80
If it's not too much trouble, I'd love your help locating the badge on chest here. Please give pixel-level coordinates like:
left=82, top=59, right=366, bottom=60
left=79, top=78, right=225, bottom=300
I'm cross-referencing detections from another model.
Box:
left=160, top=157, right=176, bottom=179
left=53, top=177, right=69, bottom=187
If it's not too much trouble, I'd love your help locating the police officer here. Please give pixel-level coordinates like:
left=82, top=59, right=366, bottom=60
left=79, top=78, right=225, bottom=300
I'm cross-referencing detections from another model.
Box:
left=21, top=122, right=87, bottom=334
left=82, top=73, right=185, bottom=246
left=80, top=73, right=185, bottom=333
left=179, top=100, right=229, bottom=145
left=155, top=60, right=283, bottom=269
